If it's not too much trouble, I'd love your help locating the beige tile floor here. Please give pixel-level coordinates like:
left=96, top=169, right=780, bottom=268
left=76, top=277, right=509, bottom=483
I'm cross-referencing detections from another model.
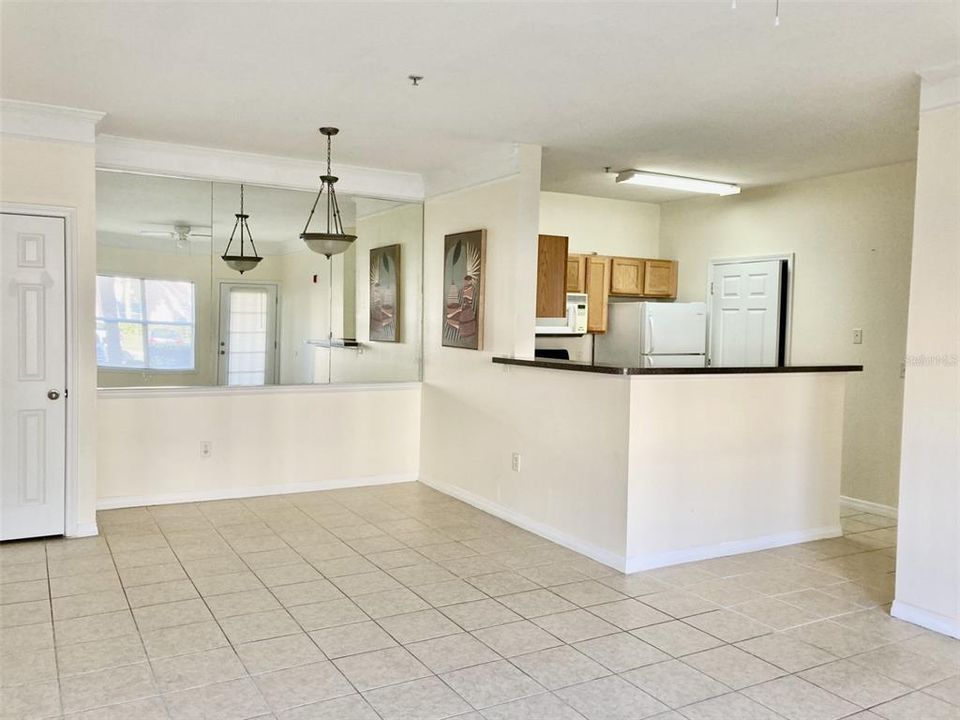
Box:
left=1, top=482, right=958, bottom=720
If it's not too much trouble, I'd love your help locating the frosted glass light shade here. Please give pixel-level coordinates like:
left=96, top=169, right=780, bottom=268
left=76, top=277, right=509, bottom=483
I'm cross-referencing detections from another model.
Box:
left=222, top=256, right=262, bottom=274
left=301, top=232, right=357, bottom=257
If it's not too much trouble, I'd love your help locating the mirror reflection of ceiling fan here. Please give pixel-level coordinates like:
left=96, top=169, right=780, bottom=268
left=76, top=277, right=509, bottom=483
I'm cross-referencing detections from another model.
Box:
left=139, top=224, right=212, bottom=249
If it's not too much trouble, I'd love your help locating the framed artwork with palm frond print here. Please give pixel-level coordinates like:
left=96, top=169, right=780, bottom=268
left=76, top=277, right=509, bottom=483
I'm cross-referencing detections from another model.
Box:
left=369, top=244, right=401, bottom=342
left=442, top=229, right=486, bottom=350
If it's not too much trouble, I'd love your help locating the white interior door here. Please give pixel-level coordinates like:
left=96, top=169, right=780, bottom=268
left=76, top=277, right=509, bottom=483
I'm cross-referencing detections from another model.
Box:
left=1, top=213, right=67, bottom=540
left=218, top=283, right=278, bottom=386
left=709, top=259, right=784, bottom=367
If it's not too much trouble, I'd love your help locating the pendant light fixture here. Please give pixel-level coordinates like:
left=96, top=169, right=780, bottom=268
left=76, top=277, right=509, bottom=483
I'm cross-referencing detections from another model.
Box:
left=221, top=184, right=262, bottom=274
left=300, top=127, right=357, bottom=257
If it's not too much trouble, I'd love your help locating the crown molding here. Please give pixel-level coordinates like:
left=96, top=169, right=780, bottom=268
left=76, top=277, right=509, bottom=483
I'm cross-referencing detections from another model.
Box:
left=423, top=142, right=525, bottom=198
left=0, top=99, right=105, bottom=144
left=919, top=64, right=960, bottom=113
left=96, top=134, right=425, bottom=202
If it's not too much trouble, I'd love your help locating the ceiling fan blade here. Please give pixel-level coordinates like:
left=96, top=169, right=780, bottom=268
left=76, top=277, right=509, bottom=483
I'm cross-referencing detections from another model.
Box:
left=139, top=230, right=174, bottom=237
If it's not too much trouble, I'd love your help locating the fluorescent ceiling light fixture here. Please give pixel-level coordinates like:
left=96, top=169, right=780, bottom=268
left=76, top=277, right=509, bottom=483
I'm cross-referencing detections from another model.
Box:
left=616, top=170, right=741, bottom=196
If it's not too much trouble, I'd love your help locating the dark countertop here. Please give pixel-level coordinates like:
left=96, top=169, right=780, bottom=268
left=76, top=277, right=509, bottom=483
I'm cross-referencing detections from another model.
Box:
left=492, top=356, right=863, bottom=376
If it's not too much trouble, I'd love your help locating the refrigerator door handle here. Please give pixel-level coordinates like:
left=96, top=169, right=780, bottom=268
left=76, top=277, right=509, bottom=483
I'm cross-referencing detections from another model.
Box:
left=647, top=315, right=655, bottom=354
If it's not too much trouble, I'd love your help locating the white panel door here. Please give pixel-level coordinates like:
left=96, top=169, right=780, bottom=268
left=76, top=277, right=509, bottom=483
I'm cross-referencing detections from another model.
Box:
left=1, top=213, right=67, bottom=540
left=218, top=283, right=278, bottom=386
left=709, top=259, right=783, bottom=367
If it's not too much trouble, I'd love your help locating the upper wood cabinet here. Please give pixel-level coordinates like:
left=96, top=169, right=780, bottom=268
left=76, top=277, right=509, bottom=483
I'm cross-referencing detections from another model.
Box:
left=585, top=256, right=611, bottom=333
left=610, top=257, right=645, bottom=296
left=608, top=257, right=678, bottom=299
left=566, top=254, right=586, bottom=293
left=536, top=234, right=569, bottom=318
left=642, top=259, right=679, bottom=298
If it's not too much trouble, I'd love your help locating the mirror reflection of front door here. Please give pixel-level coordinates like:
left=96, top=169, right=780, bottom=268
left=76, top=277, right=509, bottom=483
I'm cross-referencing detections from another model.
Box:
left=218, top=283, right=278, bottom=386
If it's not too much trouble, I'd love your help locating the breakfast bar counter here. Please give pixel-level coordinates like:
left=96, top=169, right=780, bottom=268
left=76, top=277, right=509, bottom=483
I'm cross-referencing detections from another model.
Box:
left=492, top=356, right=863, bottom=375
left=470, top=356, right=863, bottom=573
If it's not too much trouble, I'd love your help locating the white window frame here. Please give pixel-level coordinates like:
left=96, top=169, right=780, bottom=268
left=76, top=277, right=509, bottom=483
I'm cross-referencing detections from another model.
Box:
left=95, top=273, right=197, bottom=373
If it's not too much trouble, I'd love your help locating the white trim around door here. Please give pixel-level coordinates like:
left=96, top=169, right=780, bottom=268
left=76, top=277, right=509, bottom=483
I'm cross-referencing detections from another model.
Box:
left=1, top=203, right=84, bottom=538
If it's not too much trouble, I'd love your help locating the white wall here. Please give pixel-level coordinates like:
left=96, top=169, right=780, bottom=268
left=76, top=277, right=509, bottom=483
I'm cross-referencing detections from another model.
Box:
left=421, top=365, right=632, bottom=564
left=659, top=162, right=916, bottom=510
left=1, top=135, right=98, bottom=532
left=97, top=384, right=421, bottom=506
left=539, top=191, right=660, bottom=256
left=626, top=373, right=844, bottom=570
left=421, top=149, right=637, bottom=561
left=893, top=81, right=960, bottom=639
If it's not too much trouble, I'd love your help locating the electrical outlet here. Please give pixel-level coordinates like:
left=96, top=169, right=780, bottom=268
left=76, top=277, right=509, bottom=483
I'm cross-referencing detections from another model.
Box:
left=853, top=328, right=863, bottom=345
left=511, top=452, right=521, bottom=472
left=200, top=441, right=212, bottom=458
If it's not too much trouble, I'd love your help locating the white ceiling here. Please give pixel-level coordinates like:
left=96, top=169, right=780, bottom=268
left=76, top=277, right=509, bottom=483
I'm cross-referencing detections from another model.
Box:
left=3, top=2, right=958, bottom=202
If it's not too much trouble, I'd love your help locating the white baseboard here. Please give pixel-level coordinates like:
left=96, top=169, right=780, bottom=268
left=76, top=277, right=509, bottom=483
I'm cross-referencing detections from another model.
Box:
left=420, top=477, right=845, bottom=575
left=622, top=525, right=842, bottom=574
left=69, top=522, right=99, bottom=538
left=96, top=473, right=417, bottom=511
left=418, top=475, right=629, bottom=572
left=891, top=599, right=960, bottom=639
left=419, top=476, right=841, bottom=576
left=840, top=495, right=898, bottom=519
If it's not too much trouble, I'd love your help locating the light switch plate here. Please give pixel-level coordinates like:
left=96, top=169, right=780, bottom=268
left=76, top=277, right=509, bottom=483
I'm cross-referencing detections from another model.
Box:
left=853, top=328, right=863, bottom=345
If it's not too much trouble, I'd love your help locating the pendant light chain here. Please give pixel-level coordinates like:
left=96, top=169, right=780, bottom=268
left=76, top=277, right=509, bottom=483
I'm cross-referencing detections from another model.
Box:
left=300, top=126, right=357, bottom=257
left=222, top=183, right=263, bottom=274
left=239, top=183, right=245, bottom=257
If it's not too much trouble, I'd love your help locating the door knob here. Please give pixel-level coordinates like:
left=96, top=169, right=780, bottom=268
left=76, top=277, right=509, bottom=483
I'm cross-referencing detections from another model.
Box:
left=47, top=389, right=61, bottom=400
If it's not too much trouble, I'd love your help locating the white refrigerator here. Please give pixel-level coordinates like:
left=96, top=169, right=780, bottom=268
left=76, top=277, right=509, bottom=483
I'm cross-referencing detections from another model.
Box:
left=594, top=302, right=707, bottom=368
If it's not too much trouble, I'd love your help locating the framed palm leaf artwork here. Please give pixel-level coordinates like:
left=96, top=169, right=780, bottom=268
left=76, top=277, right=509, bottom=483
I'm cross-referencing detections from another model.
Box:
left=442, top=229, right=486, bottom=350
left=369, top=244, right=401, bottom=342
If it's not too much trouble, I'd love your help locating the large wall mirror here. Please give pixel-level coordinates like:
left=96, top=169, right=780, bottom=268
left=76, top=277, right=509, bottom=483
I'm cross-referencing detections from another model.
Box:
left=96, top=170, right=423, bottom=388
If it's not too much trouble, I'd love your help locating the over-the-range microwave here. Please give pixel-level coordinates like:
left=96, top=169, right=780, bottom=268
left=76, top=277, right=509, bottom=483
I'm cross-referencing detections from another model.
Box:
left=535, top=293, right=588, bottom=335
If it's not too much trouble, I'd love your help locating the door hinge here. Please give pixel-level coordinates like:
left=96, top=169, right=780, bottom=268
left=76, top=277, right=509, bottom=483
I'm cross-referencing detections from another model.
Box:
left=710, top=281, right=715, bottom=295
left=64, top=388, right=69, bottom=398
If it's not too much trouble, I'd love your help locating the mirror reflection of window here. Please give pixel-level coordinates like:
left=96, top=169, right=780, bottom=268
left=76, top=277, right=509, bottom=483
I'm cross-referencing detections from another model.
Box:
left=96, top=170, right=423, bottom=389
left=96, top=275, right=196, bottom=371
left=96, top=171, right=213, bottom=388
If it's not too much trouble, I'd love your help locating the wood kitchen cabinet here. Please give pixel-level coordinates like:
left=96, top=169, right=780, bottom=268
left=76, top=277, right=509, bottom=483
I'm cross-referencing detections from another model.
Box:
left=566, top=254, right=586, bottom=293
left=536, top=234, right=569, bottom=318
left=610, top=257, right=645, bottom=296
left=585, top=255, right=611, bottom=333
left=609, top=257, right=679, bottom=299
left=642, top=259, right=679, bottom=298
